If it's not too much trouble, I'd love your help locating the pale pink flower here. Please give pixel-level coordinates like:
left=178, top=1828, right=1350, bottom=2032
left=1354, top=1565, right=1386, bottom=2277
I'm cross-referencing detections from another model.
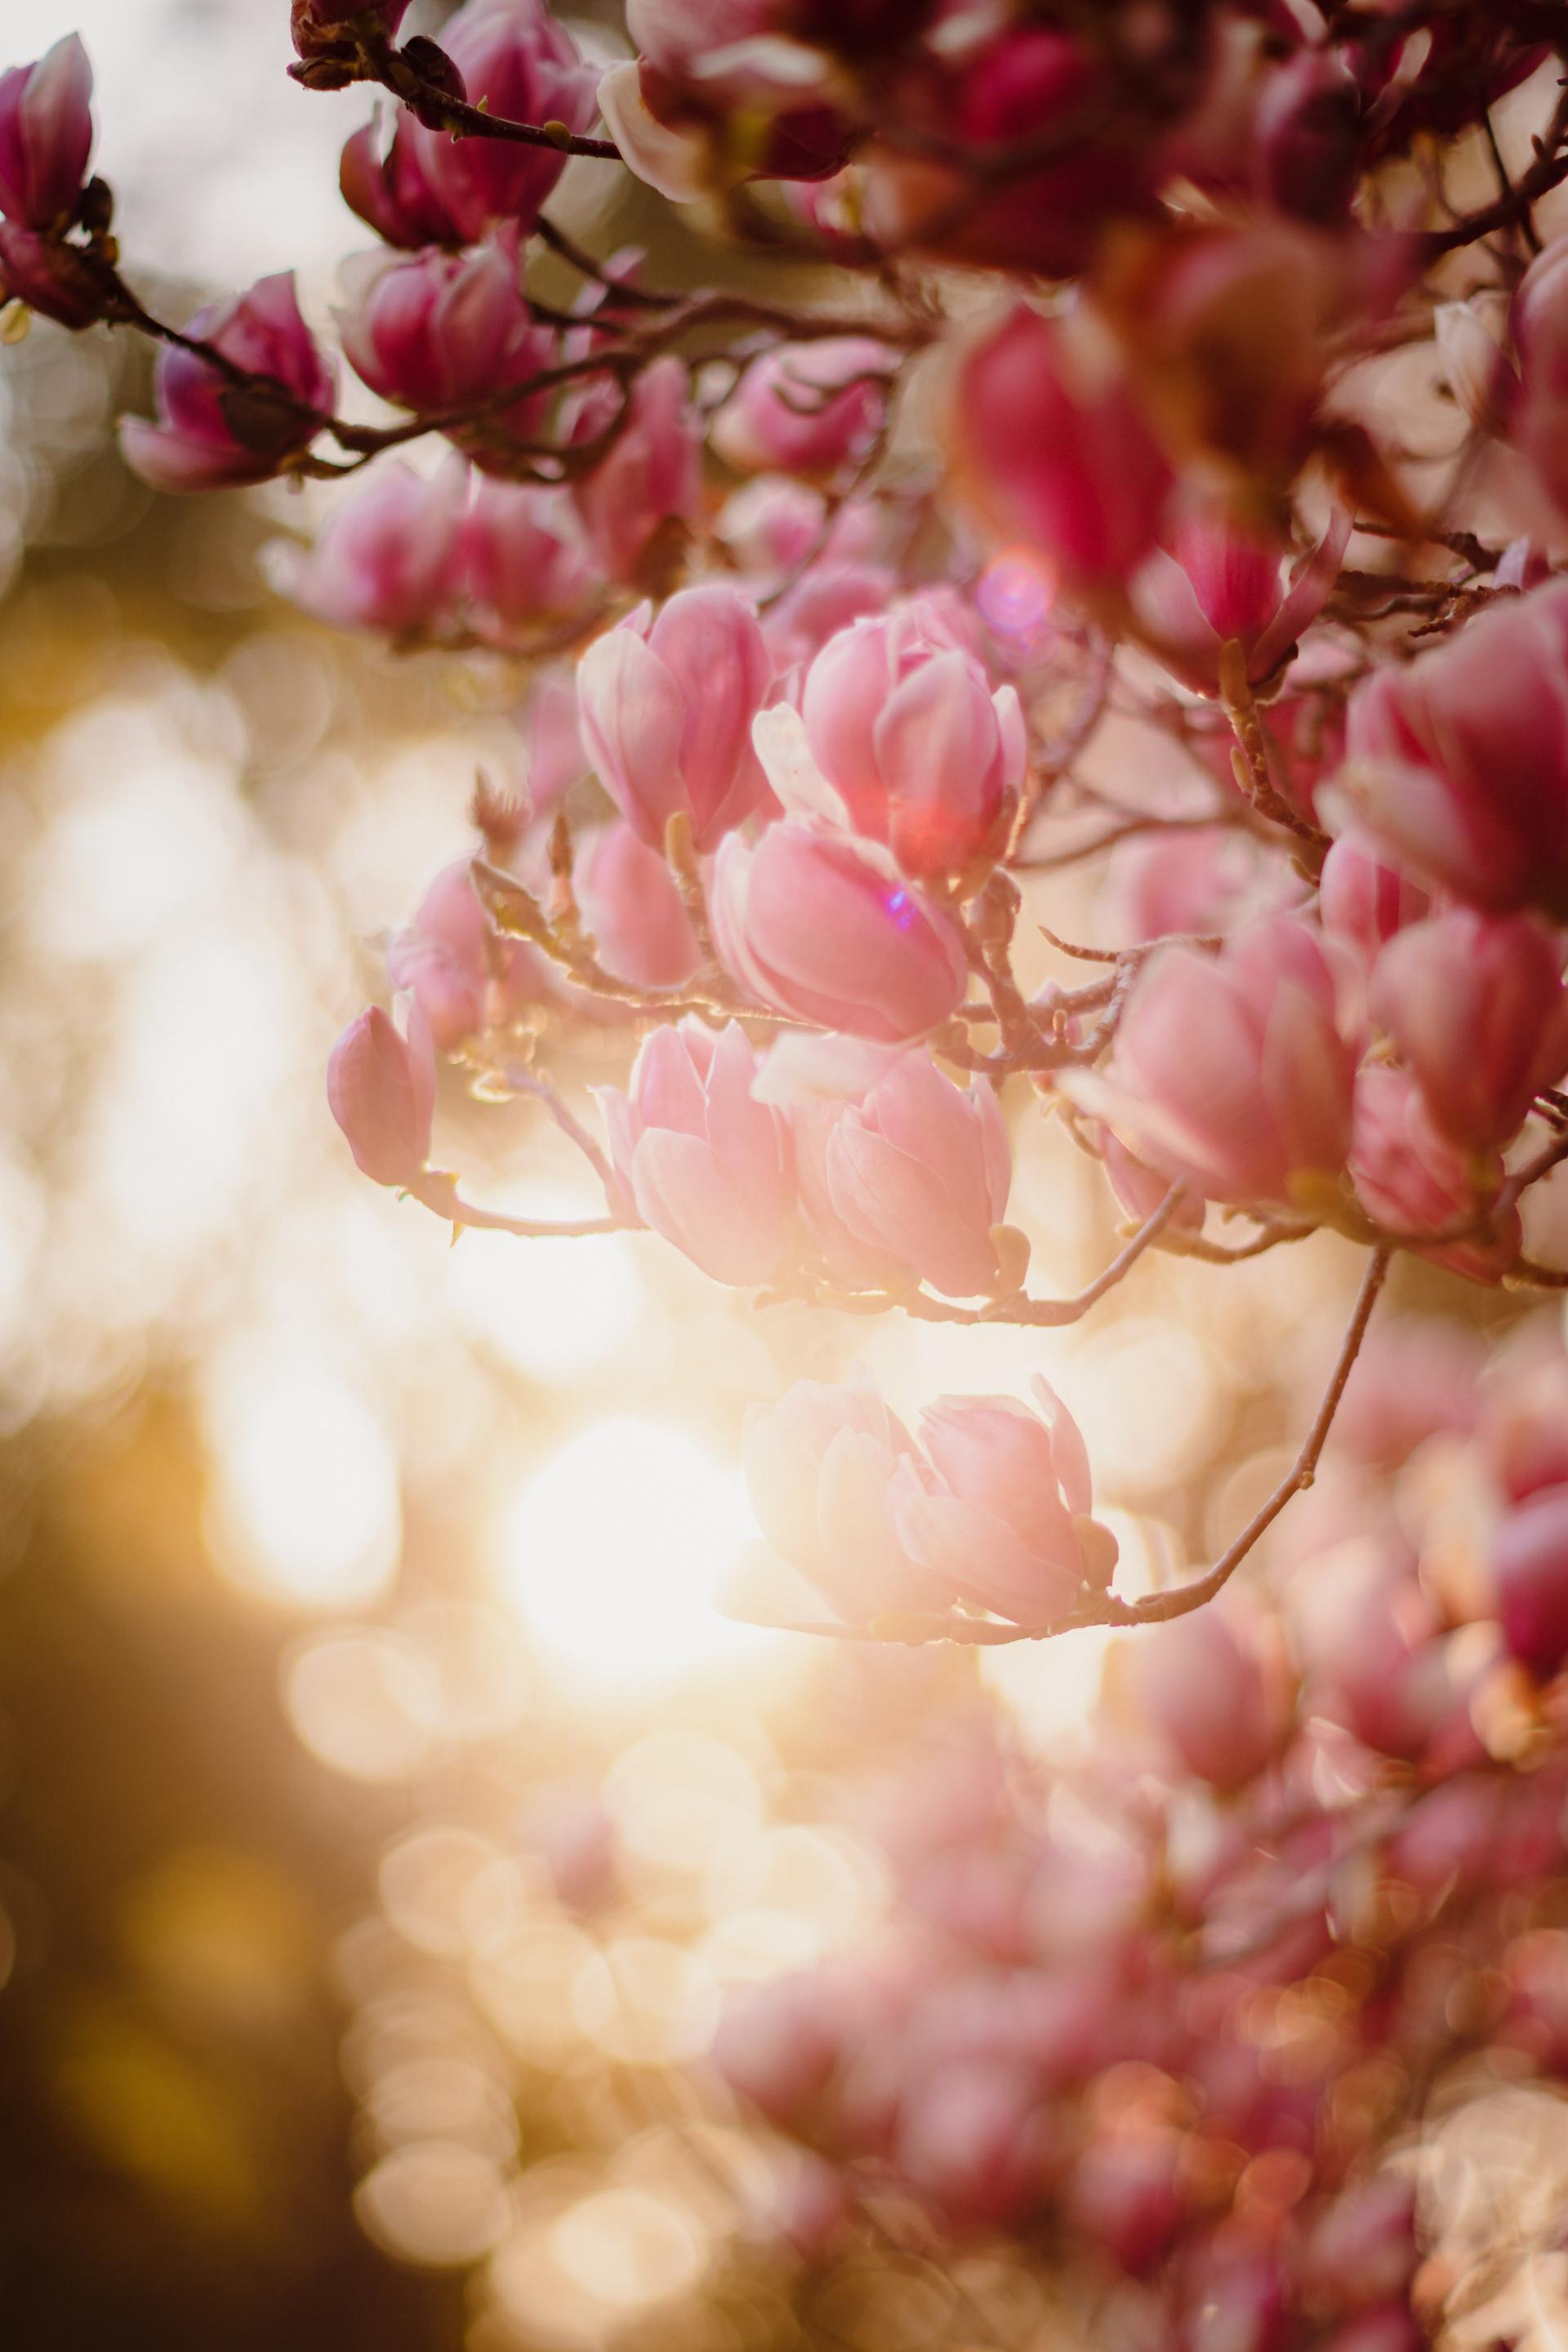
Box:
left=711, top=338, right=893, bottom=478
left=898, top=1378, right=1112, bottom=1628
left=572, top=821, right=699, bottom=991
left=120, top=273, right=333, bottom=492
left=952, top=305, right=1173, bottom=591
left=820, top=1048, right=1012, bottom=1299
left=1317, top=829, right=1431, bottom=963
left=577, top=585, right=772, bottom=853
left=754, top=1034, right=906, bottom=1290
left=1349, top=1064, right=1521, bottom=1283
left=710, top=822, right=969, bottom=1041
left=0, top=33, right=92, bottom=229
left=894, top=2057, right=1049, bottom=2228
left=1060, top=917, right=1356, bottom=1211
left=599, top=1018, right=791, bottom=1285
left=743, top=1375, right=954, bottom=1623
left=1134, top=506, right=1351, bottom=696
left=337, top=238, right=551, bottom=441
left=271, top=459, right=466, bottom=636
left=327, top=1004, right=434, bottom=1187
left=1512, top=238, right=1568, bottom=519
left=458, top=478, right=595, bottom=644
left=760, top=604, right=1024, bottom=880
left=1370, top=907, right=1568, bottom=1152
left=1338, top=579, right=1568, bottom=918
left=1124, top=1597, right=1293, bottom=1792
left=569, top=355, right=702, bottom=586
left=387, top=858, right=548, bottom=1049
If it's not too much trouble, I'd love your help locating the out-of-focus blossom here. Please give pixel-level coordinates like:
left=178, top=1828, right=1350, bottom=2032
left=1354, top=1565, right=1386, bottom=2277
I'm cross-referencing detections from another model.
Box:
left=270, top=458, right=466, bottom=636
left=416, top=0, right=598, bottom=238
left=1336, top=580, right=1568, bottom=918
left=711, top=822, right=969, bottom=1042
left=1493, top=1486, right=1568, bottom=1679
left=387, top=858, right=546, bottom=1049
left=817, top=1048, right=1012, bottom=1300
left=577, top=585, right=772, bottom=853
left=1334, top=1316, right=1483, bottom=1470
left=1349, top=1064, right=1521, bottom=1283
left=1480, top=1327, right=1568, bottom=1505
left=528, top=1784, right=619, bottom=1914
left=1512, top=238, right=1568, bottom=519
left=602, top=4, right=850, bottom=203
left=1434, top=289, right=1516, bottom=435
left=1370, top=908, right=1568, bottom=1153
left=327, top=1004, right=434, bottom=1187
left=0, top=33, right=92, bottom=229
left=569, top=355, right=702, bottom=587
left=898, top=1378, right=1114, bottom=1629
left=1123, top=1597, right=1293, bottom=1793
left=894, top=2056, right=1049, bottom=2227
left=572, top=820, right=700, bottom=991
left=952, top=305, right=1173, bottom=595
left=120, top=272, right=333, bottom=491
left=1134, top=506, right=1351, bottom=695
left=711, top=1972, right=843, bottom=2128
left=459, top=477, right=596, bottom=644
left=1102, top=827, right=1275, bottom=949
left=1251, top=47, right=1363, bottom=222
left=1060, top=917, right=1356, bottom=1212
left=336, top=238, right=551, bottom=451
left=711, top=337, right=893, bottom=478
left=716, top=477, right=882, bottom=586
left=743, top=1376, right=952, bottom=1624
left=1318, top=830, right=1431, bottom=963
left=757, top=604, right=1024, bottom=880
left=599, top=1018, right=791, bottom=1285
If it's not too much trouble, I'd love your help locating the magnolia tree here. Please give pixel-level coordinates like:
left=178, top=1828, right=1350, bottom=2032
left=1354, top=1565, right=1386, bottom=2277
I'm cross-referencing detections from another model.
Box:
left=11, top=0, right=1568, bottom=2341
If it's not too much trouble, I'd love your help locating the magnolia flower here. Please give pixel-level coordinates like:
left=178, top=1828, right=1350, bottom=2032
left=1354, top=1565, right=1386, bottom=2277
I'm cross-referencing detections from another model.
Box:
left=119, top=272, right=334, bottom=492
left=1369, top=908, right=1568, bottom=1153
left=0, top=33, right=93, bottom=229
left=327, top=1004, right=434, bottom=1187
left=711, top=338, right=894, bottom=478
left=817, top=1048, right=1013, bottom=1300
left=1493, top=1486, right=1568, bottom=1680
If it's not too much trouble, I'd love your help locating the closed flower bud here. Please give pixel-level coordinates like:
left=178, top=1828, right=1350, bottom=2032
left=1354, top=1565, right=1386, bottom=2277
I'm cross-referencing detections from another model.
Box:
left=818, top=1048, right=1012, bottom=1300
left=337, top=238, right=551, bottom=456
left=416, top=0, right=599, bottom=240
left=0, top=33, right=93, bottom=230
left=711, top=822, right=969, bottom=1043
left=599, top=1018, right=791, bottom=1287
left=339, top=116, right=461, bottom=249
left=578, top=585, right=772, bottom=853
left=569, top=355, right=702, bottom=587
left=1349, top=1063, right=1521, bottom=1284
left=1125, top=1597, right=1293, bottom=1793
left=1060, top=916, right=1356, bottom=1212
left=1370, top=908, right=1568, bottom=1153
left=120, top=271, right=333, bottom=492
left=327, top=1004, right=434, bottom=1187
left=898, top=1377, right=1111, bottom=1629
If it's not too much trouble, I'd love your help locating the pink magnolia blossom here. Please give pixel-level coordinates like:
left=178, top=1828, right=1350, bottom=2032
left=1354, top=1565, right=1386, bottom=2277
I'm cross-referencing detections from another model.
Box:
left=1349, top=1064, right=1521, bottom=1284
left=270, top=458, right=466, bottom=637
left=577, top=586, right=772, bottom=853
left=1317, top=830, right=1432, bottom=963
left=339, top=117, right=463, bottom=249
left=1250, top=47, right=1362, bottom=222
left=711, top=338, right=893, bottom=478
left=387, top=858, right=547, bottom=1049
left=0, top=33, right=92, bottom=229
left=327, top=1004, right=434, bottom=1187
left=716, top=479, right=882, bottom=585
left=599, top=1018, right=791, bottom=1286
left=119, top=272, right=334, bottom=492
left=1134, top=506, right=1352, bottom=695
left=0, top=219, right=105, bottom=327
left=818, top=1049, right=1013, bottom=1300
left=1512, top=238, right=1568, bottom=519
left=458, top=478, right=595, bottom=644
left=710, top=1973, right=843, bottom=2129
left=893, top=2056, right=1050, bottom=2228
left=743, top=1376, right=954, bottom=1624
left=710, top=822, right=969, bottom=1042
left=1102, top=827, right=1276, bottom=949
left=1124, top=1598, right=1294, bottom=1793
left=568, top=356, right=702, bottom=587
left=752, top=1034, right=905, bottom=1290
left=953, top=305, right=1174, bottom=593
left=897, top=1379, right=1113, bottom=1629
left=337, top=238, right=551, bottom=443
left=1369, top=908, right=1568, bottom=1153
left=417, top=0, right=599, bottom=239
left=1060, top=917, right=1356, bottom=1211
left=1338, top=578, right=1568, bottom=918
left=1492, top=1486, right=1568, bottom=1679
left=758, top=604, right=1025, bottom=880
left=572, top=821, right=700, bottom=991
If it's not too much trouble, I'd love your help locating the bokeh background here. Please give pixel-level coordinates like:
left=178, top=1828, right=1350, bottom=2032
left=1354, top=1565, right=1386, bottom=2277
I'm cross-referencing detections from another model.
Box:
left=2, top=7, right=1562, bottom=2348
